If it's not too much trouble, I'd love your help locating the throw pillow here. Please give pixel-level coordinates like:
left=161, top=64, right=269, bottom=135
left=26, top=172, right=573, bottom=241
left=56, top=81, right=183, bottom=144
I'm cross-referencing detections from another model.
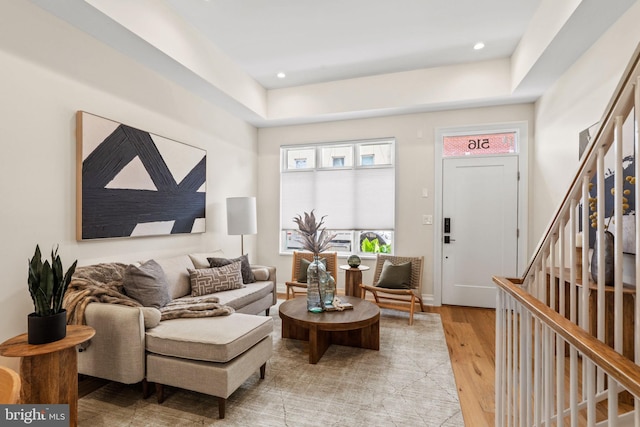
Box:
left=375, top=260, right=412, bottom=289
left=140, top=307, right=162, bottom=329
left=122, top=260, right=172, bottom=308
left=208, top=254, right=255, bottom=284
left=189, top=261, right=244, bottom=296
left=188, top=250, right=225, bottom=269
left=297, top=257, right=327, bottom=283
left=252, top=266, right=270, bottom=281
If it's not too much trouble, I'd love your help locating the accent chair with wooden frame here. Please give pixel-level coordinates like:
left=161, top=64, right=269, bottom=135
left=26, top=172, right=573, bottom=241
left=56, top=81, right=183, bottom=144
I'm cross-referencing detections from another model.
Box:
left=0, top=365, right=21, bottom=404
left=285, top=251, right=338, bottom=300
left=359, top=254, right=425, bottom=325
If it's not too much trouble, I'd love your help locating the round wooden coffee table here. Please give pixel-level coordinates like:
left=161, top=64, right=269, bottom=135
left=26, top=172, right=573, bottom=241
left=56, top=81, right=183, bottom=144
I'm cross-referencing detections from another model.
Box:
left=278, top=296, right=380, bottom=364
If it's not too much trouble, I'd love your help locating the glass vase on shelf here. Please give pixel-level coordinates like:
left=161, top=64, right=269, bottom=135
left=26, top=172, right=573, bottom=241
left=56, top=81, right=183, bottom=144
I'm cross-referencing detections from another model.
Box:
left=307, top=255, right=327, bottom=313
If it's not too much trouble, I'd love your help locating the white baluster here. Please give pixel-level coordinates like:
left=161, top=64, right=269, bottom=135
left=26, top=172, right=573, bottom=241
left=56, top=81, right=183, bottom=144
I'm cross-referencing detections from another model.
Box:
left=634, top=76, right=640, bottom=427
left=613, top=115, right=623, bottom=354
left=596, top=146, right=606, bottom=392
left=496, top=289, right=505, bottom=426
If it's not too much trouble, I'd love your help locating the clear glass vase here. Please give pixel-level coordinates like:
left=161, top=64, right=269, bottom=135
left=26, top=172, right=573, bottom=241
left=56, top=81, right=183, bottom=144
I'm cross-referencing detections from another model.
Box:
left=307, top=255, right=327, bottom=313
left=323, top=273, right=336, bottom=308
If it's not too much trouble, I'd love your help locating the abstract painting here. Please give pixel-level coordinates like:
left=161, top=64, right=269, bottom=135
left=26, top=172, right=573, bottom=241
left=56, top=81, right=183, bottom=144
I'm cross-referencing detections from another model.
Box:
left=76, top=111, right=206, bottom=240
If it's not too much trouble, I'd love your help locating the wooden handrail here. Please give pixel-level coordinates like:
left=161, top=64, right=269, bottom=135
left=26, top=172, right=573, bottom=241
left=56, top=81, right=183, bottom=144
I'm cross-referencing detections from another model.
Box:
left=493, top=275, right=640, bottom=398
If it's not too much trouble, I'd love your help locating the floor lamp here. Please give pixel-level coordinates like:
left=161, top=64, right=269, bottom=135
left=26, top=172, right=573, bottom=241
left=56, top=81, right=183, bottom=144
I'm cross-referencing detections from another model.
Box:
left=226, top=197, right=257, bottom=255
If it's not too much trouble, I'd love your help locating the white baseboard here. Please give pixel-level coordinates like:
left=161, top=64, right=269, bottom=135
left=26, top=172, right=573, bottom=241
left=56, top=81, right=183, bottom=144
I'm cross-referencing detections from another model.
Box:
left=421, top=294, right=436, bottom=306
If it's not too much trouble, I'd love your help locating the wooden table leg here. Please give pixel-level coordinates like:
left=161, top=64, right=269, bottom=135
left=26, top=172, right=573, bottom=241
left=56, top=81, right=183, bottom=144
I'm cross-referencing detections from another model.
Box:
left=345, top=269, right=363, bottom=297
left=20, top=346, right=79, bottom=427
left=361, top=317, right=380, bottom=350
left=308, top=325, right=331, bottom=364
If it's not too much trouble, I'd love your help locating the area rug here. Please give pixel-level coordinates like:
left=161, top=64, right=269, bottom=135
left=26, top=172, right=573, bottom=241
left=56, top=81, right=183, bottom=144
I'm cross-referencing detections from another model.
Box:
left=78, top=302, right=464, bottom=426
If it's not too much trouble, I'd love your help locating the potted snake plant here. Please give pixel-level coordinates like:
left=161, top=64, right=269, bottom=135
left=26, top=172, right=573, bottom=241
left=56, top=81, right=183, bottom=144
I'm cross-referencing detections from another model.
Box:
left=27, top=245, right=77, bottom=344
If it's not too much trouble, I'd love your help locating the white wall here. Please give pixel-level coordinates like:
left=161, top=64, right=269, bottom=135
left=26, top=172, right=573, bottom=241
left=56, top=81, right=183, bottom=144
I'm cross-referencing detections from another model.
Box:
left=0, top=2, right=257, bottom=368
left=257, top=104, right=534, bottom=298
left=531, top=1, right=640, bottom=254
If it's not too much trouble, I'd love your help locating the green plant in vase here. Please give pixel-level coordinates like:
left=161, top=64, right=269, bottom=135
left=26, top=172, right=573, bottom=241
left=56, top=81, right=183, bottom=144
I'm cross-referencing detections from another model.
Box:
left=27, top=245, right=77, bottom=344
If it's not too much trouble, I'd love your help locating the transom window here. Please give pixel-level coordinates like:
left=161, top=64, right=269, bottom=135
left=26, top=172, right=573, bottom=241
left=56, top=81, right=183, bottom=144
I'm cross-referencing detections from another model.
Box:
left=361, top=154, right=374, bottom=165
left=443, top=131, right=517, bottom=157
left=280, top=138, right=396, bottom=256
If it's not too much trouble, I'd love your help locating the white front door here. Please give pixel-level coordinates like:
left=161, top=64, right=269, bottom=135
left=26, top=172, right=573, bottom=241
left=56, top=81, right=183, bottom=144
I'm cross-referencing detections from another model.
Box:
left=441, top=156, right=519, bottom=308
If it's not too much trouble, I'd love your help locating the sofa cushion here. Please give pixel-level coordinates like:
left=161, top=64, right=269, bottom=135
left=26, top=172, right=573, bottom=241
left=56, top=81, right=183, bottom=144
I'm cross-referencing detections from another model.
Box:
left=188, top=251, right=225, bottom=269
left=153, top=255, right=195, bottom=299
left=140, top=307, right=162, bottom=329
left=211, top=281, right=275, bottom=310
left=188, top=262, right=244, bottom=297
left=145, top=313, right=273, bottom=363
left=122, top=260, right=171, bottom=308
left=208, top=254, right=255, bottom=284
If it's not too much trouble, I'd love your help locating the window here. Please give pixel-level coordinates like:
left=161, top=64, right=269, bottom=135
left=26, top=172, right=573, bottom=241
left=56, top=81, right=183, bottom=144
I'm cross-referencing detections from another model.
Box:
left=321, top=145, right=352, bottom=168
left=442, top=131, right=516, bottom=157
left=361, top=154, right=374, bottom=166
left=359, top=141, right=393, bottom=166
left=286, top=147, right=315, bottom=169
left=281, top=138, right=395, bottom=256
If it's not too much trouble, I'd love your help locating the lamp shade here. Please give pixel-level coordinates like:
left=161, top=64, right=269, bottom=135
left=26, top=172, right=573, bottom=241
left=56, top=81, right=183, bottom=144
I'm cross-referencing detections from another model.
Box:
left=226, top=197, right=257, bottom=235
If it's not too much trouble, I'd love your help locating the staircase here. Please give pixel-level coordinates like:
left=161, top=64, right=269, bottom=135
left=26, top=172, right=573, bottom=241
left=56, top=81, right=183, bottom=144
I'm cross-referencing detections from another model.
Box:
left=494, top=44, right=640, bottom=426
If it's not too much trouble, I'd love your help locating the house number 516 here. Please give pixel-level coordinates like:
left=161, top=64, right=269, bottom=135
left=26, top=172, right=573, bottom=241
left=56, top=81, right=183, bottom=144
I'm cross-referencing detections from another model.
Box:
left=468, top=138, right=490, bottom=150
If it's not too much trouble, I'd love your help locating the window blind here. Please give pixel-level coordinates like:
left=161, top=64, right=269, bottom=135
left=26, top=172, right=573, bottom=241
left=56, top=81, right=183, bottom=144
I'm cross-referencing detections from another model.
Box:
left=280, top=146, right=395, bottom=231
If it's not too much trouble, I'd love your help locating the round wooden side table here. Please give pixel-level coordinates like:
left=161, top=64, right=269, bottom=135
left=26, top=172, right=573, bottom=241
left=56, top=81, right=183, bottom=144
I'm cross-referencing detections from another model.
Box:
left=0, top=325, right=95, bottom=427
left=339, top=264, right=370, bottom=297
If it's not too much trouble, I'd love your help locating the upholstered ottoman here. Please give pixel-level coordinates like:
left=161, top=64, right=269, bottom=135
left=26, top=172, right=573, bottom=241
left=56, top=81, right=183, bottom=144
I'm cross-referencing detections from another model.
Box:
left=145, top=313, right=273, bottom=419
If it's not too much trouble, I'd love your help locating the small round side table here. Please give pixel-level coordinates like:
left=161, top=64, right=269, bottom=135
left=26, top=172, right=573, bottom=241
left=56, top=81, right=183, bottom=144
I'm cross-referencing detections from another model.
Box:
left=0, top=325, right=95, bottom=427
left=340, top=264, right=370, bottom=297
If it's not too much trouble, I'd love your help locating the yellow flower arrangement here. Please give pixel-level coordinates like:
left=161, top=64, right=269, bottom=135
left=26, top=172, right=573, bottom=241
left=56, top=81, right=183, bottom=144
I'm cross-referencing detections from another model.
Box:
left=588, top=175, right=636, bottom=229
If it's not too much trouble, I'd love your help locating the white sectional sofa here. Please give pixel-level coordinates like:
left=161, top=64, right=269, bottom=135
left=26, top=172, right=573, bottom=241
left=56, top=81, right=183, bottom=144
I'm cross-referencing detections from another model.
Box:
left=71, top=252, right=277, bottom=418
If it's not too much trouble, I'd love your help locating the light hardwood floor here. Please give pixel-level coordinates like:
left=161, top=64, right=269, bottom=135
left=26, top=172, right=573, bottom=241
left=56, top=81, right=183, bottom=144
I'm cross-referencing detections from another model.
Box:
left=425, top=305, right=496, bottom=426
left=79, top=300, right=498, bottom=426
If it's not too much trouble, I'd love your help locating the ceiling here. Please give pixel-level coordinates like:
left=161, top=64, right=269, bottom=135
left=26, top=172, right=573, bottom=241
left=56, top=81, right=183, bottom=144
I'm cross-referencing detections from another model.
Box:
left=163, top=0, right=541, bottom=89
left=26, top=0, right=636, bottom=126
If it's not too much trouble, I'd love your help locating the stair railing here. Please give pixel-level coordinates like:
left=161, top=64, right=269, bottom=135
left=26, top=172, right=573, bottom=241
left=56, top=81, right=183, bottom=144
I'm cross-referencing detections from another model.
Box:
left=494, top=43, right=640, bottom=426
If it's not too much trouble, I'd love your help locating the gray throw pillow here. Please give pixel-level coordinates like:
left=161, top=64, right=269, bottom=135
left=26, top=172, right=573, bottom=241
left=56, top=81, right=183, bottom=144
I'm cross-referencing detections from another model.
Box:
left=189, top=261, right=244, bottom=296
left=297, top=257, right=327, bottom=283
left=375, top=260, right=412, bottom=289
left=208, top=254, right=255, bottom=284
left=123, top=260, right=172, bottom=308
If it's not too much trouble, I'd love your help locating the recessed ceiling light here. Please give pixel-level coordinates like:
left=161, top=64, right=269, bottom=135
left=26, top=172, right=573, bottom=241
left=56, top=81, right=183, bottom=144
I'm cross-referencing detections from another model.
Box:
left=277, top=72, right=286, bottom=79
left=474, top=42, right=485, bottom=50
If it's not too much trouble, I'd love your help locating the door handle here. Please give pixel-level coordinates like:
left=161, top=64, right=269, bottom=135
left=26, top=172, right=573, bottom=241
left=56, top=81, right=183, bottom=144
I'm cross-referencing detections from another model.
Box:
left=444, top=236, right=456, bottom=244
